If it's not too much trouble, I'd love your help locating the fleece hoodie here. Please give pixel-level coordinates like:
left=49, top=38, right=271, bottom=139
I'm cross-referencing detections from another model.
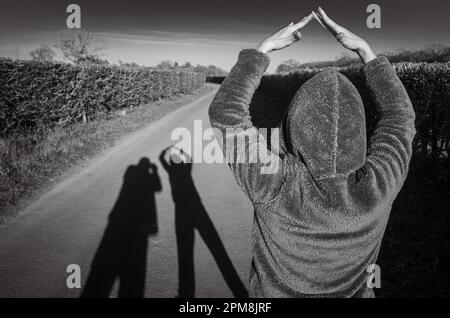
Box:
left=208, top=49, right=416, bottom=298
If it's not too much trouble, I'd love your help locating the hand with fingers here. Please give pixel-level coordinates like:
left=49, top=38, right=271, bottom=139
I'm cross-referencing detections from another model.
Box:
left=313, top=7, right=377, bottom=64
left=257, top=13, right=314, bottom=54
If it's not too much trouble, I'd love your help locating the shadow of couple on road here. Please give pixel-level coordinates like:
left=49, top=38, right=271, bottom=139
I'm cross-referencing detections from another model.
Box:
left=81, top=148, right=247, bottom=298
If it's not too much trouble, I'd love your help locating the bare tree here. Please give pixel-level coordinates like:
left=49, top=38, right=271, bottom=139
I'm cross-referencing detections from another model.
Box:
left=425, top=44, right=449, bottom=61
left=29, top=45, right=55, bottom=62
left=156, top=60, right=174, bottom=70
left=181, top=61, right=192, bottom=68
left=55, top=29, right=104, bottom=64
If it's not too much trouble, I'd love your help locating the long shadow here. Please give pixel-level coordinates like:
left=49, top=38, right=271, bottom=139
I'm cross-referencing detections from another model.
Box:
left=159, top=147, right=248, bottom=298
left=81, top=157, right=161, bottom=298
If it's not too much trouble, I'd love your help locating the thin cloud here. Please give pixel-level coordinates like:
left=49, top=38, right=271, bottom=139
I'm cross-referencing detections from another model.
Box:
left=96, top=31, right=256, bottom=47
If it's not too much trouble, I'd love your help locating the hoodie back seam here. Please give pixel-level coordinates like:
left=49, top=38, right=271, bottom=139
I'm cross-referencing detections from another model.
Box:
left=332, top=75, right=340, bottom=175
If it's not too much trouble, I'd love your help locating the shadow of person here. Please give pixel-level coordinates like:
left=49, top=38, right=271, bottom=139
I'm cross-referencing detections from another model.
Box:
left=160, top=147, right=248, bottom=298
left=81, top=157, right=161, bottom=298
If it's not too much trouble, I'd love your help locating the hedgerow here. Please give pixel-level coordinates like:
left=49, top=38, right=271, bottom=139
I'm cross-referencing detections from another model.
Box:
left=0, top=58, right=205, bottom=135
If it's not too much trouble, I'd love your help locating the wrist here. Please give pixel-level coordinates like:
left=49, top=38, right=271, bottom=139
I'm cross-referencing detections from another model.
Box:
left=257, top=41, right=272, bottom=54
left=357, top=43, right=377, bottom=64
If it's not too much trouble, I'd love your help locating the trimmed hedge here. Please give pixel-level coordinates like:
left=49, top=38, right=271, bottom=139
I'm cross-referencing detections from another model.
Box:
left=0, top=58, right=205, bottom=135
left=206, top=76, right=226, bottom=84
left=259, top=62, right=450, bottom=159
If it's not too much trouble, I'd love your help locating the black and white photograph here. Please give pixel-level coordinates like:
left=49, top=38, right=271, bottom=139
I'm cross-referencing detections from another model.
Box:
left=0, top=0, right=449, bottom=303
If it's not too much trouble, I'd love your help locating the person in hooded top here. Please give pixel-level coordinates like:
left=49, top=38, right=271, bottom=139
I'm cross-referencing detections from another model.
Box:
left=208, top=7, right=416, bottom=298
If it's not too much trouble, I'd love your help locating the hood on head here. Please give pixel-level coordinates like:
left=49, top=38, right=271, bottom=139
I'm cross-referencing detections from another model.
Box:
left=280, top=70, right=366, bottom=180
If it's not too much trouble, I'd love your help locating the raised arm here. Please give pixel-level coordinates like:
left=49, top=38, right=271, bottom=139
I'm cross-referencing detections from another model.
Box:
left=313, top=7, right=377, bottom=64
left=208, top=14, right=313, bottom=204
left=208, top=48, right=268, bottom=133
left=208, top=49, right=283, bottom=204
left=159, top=148, right=171, bottom=171
left=363, top=56, right=416, bottom=194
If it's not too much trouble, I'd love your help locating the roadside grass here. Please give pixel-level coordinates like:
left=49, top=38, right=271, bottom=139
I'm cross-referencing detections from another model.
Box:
left=0, top=85, right=213, bottom=222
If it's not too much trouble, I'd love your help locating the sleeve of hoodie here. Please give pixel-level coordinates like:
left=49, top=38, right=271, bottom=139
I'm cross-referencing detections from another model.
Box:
left=363, top=56, right=416, bottom=197
left=208, top=49, right=286, bottom=205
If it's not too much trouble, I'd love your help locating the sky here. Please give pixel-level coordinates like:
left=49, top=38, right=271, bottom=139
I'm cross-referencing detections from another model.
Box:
left=0, top=0, right=448, bottom=73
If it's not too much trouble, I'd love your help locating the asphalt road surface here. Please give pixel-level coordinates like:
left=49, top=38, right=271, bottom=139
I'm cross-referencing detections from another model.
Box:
left=0, top=85, right=254, bottom=298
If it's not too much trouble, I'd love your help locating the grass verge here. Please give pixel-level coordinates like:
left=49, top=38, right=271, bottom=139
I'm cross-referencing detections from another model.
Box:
left=0, top=85, right=214, bottom=222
